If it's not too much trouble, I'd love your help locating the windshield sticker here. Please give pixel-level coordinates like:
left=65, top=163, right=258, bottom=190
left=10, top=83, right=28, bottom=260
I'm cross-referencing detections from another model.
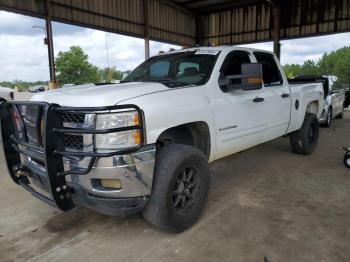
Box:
left=194, top=50, right=220, bottom=55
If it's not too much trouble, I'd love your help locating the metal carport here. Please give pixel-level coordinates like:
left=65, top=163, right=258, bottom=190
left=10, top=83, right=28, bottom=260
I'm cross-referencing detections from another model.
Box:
left=1, top=0, right=350, bottom=82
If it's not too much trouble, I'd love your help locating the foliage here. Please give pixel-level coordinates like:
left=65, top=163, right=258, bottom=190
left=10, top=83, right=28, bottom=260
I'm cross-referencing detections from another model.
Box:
left=284, top=64, right=302, bottom=79
left=284, top=46, right=350, bottom=83
left=55, top=46, right=99, bottom=85
left=0, top=80, right=47, bottom=92
left=98, top=66, right=124, bottom=82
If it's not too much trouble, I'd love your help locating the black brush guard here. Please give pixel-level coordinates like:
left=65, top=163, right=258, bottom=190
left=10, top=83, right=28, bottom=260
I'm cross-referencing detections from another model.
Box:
left=0, top=101, right=144, bottom=211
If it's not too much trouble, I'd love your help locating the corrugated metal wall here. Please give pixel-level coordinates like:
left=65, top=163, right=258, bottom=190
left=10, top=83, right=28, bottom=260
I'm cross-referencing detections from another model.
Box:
left=281, top=0, right=350, bottom=39
left=148, top=0, right=196, bottom=46
left=201, top=0, right=350, bottom=45
left=201, top=3, right=271, bottom=45
left=0, top=0, right=197, bottom=46
left=0, top=0, right=349, bottom=46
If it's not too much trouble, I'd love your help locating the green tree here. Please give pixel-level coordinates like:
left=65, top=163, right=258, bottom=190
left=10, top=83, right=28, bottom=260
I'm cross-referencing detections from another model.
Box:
left=284, top=46, right=350, bottom=83
left=55, top=46, right=99, bottom=85
left=300, top=60, right=319, bottom=75
left=318, top=47, right=350, bottom=83
left=98, top=66, right=124, bottom=82
left=284, top=64, right=302, bottom=78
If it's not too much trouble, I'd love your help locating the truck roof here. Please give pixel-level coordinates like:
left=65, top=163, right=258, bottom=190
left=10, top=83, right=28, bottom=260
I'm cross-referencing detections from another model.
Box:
left=157, top=45, right=275, bottom=57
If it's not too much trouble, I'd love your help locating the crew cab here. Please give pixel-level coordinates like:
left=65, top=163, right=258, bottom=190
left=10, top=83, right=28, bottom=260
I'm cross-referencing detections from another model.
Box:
left=290, top=75, right=345, bottom=127
left=0, top=46, right=324, bottom=232
left=0, top=86, right=14, bottom=101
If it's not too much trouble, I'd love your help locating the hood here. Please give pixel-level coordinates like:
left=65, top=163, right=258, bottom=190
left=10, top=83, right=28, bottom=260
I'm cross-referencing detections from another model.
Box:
left=0, top=87, right=12, bottom=92
left=30, top=82, right=171, bottom=107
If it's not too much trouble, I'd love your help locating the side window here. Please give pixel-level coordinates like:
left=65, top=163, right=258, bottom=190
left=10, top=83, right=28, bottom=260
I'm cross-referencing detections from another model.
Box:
left=254, top=52, right=283, bottom=86
left=149, top=61, right=169, bottom=78
left=333, top=81, right=343, bottom=93
left=221, top=51, right=251, bottom=77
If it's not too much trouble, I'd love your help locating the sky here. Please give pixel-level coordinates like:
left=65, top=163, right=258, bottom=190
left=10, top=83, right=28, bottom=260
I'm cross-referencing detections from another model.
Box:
left=1, top=10, right=350, bottom=82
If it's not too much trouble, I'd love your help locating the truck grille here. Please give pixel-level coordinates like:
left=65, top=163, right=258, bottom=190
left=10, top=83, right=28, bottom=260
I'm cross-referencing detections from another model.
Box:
left=62, top=113, right=86, bottom=150
left=61, top=113, right=85, bottom=124
left=23, top=105, right=42, bottom=146
left=63, top=134, right=84, bottom=151
left=22, top=109, right=86, bottom=150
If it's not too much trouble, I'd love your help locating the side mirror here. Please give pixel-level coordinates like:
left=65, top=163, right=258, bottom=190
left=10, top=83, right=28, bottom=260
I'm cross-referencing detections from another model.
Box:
left=219, top=63, right=263, bottom=92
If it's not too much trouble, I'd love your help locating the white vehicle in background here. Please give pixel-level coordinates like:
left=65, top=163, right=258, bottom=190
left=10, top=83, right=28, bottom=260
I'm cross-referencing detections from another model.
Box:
left=61, top=83, right=75, bottom=88
left=290, top=75, right=345, bottom=127
left=1, top=46, right=325, bottom=232
left=0, top=86, right=14, bottom=101
left=28, top=85, right=46, bottom=93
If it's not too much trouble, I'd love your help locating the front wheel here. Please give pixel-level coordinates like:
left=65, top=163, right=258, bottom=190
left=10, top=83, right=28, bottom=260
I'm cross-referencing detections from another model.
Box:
left=143, top=144, right=210, bottom=232
left=290, top=113, right=319, bottom=155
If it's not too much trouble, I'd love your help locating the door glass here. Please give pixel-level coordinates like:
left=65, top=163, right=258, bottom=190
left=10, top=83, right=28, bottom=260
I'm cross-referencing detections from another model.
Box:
left=254, top=52, right=283, bottom=86
left=219, top=51, right=251, bottom=90
left=221, top=51, right=251, bottom=77
left=332, top=81, right=343, bottom=93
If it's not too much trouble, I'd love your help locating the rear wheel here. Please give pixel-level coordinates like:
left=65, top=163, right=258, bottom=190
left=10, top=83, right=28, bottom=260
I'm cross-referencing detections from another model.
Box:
left=143, top=144, right=210, bottom=232
left=290, top=113, right=319, bottom=155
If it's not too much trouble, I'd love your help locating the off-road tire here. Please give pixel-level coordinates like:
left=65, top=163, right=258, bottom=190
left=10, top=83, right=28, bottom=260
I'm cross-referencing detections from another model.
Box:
left=143, top=144, right=210, bottom=233
left=290, top=113, right=319, bottom=155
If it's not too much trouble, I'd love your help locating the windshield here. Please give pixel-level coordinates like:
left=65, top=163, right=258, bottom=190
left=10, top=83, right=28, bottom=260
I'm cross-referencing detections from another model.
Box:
left=123, top=51, right=220, bottom=87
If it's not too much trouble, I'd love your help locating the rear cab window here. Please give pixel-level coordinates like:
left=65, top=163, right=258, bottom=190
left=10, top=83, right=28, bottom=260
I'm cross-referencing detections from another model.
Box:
left=254, top=52, right=283, bottom=86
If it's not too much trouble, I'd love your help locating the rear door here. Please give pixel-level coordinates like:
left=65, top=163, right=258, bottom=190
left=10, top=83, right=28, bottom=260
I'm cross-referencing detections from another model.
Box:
left=332, top=80, right=345, bottom=116
left=254, top=52, right=291, bottom=142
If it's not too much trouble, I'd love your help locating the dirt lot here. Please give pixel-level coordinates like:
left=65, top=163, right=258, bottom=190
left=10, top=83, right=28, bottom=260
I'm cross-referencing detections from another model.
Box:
left=0, top=105, right=349, bottom=261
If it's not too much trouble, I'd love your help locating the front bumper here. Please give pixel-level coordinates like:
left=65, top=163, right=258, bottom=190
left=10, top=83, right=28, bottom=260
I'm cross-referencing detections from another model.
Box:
left=23, top=145, right=156, bottom=216
left=64, top=146, right=155, bottom=199
left=0, top=101, right=153, bottom=216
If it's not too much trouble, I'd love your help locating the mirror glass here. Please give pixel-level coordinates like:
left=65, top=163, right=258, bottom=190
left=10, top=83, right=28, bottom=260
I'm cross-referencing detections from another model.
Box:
left=219, top=63, right=263, bottom=91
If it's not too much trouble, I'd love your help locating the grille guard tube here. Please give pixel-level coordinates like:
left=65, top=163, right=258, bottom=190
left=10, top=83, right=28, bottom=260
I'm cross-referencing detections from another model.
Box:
left=0, top=101, right=145, bottom=212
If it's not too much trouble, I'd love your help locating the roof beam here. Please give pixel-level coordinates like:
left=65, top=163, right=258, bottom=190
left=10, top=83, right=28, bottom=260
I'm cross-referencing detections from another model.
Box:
left=187, top=0, right=267, bottom=14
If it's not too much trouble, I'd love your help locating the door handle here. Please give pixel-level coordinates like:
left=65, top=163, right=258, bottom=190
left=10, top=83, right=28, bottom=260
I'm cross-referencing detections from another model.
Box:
left=281, top=93, right=290, bottom=98
left=253, top=97, right=264, bottom=103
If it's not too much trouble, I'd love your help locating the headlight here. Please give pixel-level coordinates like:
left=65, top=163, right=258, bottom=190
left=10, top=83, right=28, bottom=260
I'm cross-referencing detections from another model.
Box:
left=95, top=111, right=141, bottom=151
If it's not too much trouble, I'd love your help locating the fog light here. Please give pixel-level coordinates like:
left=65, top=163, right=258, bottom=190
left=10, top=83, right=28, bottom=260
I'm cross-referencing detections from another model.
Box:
left=100, top=179, right=122, bottom=190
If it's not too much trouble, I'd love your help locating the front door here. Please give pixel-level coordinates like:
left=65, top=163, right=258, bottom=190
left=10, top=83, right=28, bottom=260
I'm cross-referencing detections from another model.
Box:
left=213, top=50, right=268, bottom=159
left=332, top=80, right=345, bottom=116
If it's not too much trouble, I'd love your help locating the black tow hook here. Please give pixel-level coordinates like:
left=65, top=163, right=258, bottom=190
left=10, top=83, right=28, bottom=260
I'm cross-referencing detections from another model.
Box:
left=13, top=165, right=30, bottom=184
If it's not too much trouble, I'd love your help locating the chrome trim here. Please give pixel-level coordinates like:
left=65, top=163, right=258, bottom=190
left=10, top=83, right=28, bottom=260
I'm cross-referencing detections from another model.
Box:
left=64, top=145, right=156, bottom=198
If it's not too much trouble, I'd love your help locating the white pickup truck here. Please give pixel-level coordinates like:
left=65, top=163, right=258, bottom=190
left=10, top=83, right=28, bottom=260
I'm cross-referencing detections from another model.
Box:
left=0, top=46, right=324, bottom=232
left=0, top=86, right=14, bottom=101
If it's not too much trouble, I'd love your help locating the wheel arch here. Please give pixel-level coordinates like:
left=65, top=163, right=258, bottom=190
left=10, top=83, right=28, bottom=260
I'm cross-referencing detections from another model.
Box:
left=306, top=100, right=320, bottom=115
left=155, top=121, right=211, bottom=159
